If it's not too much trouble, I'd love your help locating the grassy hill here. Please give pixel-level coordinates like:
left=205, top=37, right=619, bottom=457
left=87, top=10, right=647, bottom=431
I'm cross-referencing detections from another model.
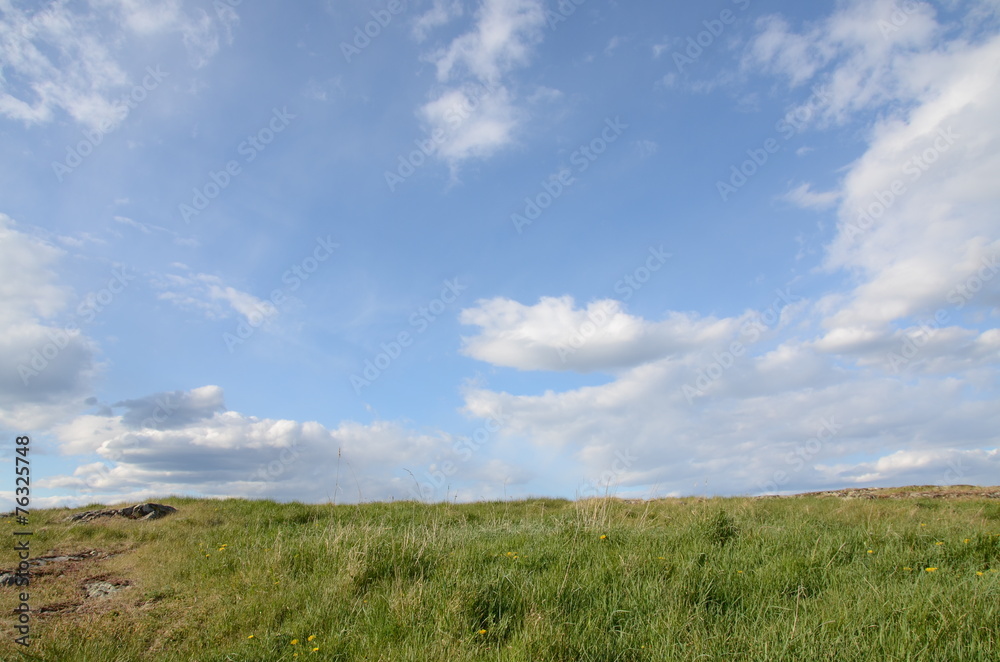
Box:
left=2, top=488, right=999, bottom=661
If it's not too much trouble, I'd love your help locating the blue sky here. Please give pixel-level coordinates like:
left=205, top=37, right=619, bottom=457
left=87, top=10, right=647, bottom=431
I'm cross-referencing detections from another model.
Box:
left=2, top=0, right=999, bottom=508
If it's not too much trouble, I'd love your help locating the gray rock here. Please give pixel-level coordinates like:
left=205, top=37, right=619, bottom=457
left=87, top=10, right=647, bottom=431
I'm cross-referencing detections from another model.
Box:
left=83, top=580, right=129, bottom=599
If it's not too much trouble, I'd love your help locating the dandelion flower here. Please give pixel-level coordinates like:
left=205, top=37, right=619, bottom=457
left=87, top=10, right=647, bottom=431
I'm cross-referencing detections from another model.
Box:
left=925, top=567, right=938, bottom=572
left=977, top=572, right=984, bottom=576
left=478, top=629, right=487, bottom=635
left=903, top=567, right=912, bottom=571
left=964, top=539, right=971, bottom=543
left=308, top=635, right=316, bottom=642
left=291, top=639, right=299, bottom=645
left=312, top=648, right=319, bottom=652
left=867, top=550, right=873, bottom=554
left=600, top=535, right=607, bottom=540
left=935, top=541, right=944, bottom=546
left=248, top=635, right=255, bottom=639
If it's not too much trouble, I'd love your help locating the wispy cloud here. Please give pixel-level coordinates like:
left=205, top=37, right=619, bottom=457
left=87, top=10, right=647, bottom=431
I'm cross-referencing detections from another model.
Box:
left=0, top=0, right=237, bottom=128
left=781, top=182, right=839, bottom=209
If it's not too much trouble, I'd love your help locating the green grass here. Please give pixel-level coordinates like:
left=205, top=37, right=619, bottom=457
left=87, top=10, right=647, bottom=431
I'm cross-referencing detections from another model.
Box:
left=2, top=494, right=999, bottom=661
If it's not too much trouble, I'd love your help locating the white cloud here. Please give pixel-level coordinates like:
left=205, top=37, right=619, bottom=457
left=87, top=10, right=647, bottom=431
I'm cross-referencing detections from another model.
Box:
left=154, top=270, right=278, bottom=326
left=450, top=0, right=1000, bottom=498
left=461, top=343, right=1000, bottom=495
left=427, top=0, right=544, bottom=83
left=417, top=0, right=547, bottom=169
left=418, top=81, right=521, bottom=164
left=0, top=215, right=98, bottom=429
left=412, top=0, right=463, bottom=42
left=96, top=0, right=239, bottom=67
left=781, top=182, right=839, bottom=210
left=459, top=296, right=743, bottom=373
left=817, top=448, right=1000, bottom=486
left=37, top=386, right=476, bottom=505
left=745, top=0, right=941, bottom=123
left=0, top=0, right=237, bottom=128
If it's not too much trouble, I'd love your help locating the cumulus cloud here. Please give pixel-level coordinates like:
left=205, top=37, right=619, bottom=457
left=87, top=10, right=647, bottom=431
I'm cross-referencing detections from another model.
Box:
left=38, top=385, right=496, bottom=506
left=459, top=295, right=745, bottom=373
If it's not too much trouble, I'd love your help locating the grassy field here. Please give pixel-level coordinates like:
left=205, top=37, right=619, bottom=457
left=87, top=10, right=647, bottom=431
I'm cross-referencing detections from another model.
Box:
left=2, top=489, right=999, bottom=661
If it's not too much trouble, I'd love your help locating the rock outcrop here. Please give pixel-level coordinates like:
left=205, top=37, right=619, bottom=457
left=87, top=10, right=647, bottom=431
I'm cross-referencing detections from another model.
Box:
left=67, top=503, right=177, bottom=522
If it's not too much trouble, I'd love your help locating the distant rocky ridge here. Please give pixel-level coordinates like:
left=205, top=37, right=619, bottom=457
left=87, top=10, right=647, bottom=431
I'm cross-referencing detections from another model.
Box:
left=66, top=502, right=177, bottom=522
left=782, top=486, right=1000, bottom=500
